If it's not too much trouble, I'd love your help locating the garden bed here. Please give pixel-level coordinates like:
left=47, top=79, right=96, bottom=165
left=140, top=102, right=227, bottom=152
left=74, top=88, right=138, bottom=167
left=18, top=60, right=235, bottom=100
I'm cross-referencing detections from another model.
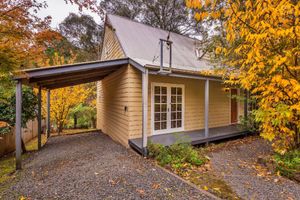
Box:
left=148, top=136, right=300, bottom=199
left=148, top=142, right=241, bottom=199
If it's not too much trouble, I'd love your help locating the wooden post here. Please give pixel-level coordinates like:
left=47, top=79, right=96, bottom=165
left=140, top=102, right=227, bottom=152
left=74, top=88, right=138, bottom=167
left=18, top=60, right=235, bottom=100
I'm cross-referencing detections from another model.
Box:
left=15, top=81, right=22, bottom=170
left=46, top=89, right=50, bottom=138
left=38, top=86, right=42, bottom=150
left=204, top=79, right=209, bottom=139
left=142, top=69, right=148, bottom=156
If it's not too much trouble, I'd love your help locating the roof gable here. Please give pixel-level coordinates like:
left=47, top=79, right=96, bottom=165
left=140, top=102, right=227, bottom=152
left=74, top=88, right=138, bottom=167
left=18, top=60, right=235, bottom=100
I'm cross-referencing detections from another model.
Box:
left=106, top=14, right=216, bottom=72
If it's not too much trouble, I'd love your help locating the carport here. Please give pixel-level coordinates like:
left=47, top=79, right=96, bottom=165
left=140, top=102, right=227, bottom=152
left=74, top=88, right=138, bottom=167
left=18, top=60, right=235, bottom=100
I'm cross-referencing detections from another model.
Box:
left=14, top=58, right=147, bottom=170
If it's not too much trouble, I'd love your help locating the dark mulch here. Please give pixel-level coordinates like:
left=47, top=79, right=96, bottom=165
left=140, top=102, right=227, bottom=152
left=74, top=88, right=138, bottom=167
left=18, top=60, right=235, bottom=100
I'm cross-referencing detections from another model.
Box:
left=1, top=132, right=215, bottom=200
left=209, top=136, right=300, bottom=200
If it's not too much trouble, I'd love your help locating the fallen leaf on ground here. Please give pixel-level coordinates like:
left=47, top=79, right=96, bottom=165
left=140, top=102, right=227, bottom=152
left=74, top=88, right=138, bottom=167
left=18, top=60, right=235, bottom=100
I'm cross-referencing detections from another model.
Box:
left=136, top=189, right=145, bottom=197
left=109, top=179, right=120, bottom=186
left=277, top=171, right=281, bottom=176
left=152, top=183, right=160, bottom=189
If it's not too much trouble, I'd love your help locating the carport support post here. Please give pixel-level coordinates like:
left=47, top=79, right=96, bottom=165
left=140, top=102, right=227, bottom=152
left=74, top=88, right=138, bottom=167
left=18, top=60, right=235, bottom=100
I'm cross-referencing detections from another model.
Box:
left=204, top=79, right=209, bottom=139
left=38, top=86, right=42, bottom=150
left=142, top=69, right=148, bottom=156
left=15, top=81, right=22, bottom=170
left=46, top=89, right=50, bottom=138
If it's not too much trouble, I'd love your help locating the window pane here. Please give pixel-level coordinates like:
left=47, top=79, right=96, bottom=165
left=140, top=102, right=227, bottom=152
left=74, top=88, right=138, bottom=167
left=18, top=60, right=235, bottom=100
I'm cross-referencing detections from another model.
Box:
left=171, top=87, right=176, bottom=95
left=155, top=95, right=160, bottom=103
left=161, top=122, right=167, bottom=129
left=177, top=120, right=182, bottom=127
left=177, top=88, right=182, bottom=95
left=177, top=104, right=182, bottom=111
left=155, top=122, right=160, bottom=130
left=171, top=104, right=176, bottom=111
left=155, top=104, right=160, bottom=112
left=171, top=112, right=177, bottom=120
left=161, top=95, right=167, bottom=103
left=177, top=112, right=182, bottom=119
left=161, top=113, right=167, bottom=120
left=155, top=86, right=160, bottom=94
left=155, top=113, right=160, bottom=121
left=171, top=121, right=177, bottom=128
left=161, top=87, right=167, bottom=94
left=177, top=96, right=182, bottom=103
left=171, top=96, right=176, bottom=103
left=161, top=104, right=167, bottom=112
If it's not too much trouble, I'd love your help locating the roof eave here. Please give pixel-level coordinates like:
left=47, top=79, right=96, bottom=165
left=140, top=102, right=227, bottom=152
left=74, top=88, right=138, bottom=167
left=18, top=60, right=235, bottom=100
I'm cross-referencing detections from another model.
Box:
left=144, top=64, right=223, bottom=81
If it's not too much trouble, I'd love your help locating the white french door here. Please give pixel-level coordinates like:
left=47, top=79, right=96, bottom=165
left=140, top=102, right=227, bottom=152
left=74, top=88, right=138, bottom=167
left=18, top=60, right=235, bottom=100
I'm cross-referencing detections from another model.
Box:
left=152, top=83, right=184, bottom=135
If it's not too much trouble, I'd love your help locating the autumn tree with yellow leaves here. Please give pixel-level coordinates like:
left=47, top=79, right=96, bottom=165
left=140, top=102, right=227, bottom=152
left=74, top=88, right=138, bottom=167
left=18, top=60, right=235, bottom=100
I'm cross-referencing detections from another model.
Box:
left=42, top=53, right=92, bottom=134
left=187, top=0, right=300, bottom=153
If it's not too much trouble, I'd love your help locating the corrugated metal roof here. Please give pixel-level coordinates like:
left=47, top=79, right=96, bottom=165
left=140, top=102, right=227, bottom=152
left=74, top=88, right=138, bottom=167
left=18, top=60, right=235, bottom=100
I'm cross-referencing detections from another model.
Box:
left=107, top=14, right=217, bottom=72
left=14, top=58, right=145, bottom=89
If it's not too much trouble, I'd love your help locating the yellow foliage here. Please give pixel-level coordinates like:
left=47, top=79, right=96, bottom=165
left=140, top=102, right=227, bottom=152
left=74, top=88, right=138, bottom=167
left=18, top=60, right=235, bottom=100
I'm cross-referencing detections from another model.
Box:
left=187, top=0, right=300, bottom=153
left=41, top=53, right=92, bottom=133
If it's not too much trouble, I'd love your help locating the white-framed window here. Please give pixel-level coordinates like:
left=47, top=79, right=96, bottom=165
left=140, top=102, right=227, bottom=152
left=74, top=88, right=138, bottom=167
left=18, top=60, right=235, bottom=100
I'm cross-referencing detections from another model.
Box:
left=151, top=83, right=185, bottom=135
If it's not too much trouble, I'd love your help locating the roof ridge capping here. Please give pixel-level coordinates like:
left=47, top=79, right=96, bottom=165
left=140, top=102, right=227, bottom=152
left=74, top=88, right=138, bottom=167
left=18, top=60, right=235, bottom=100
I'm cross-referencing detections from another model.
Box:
left=106, top=14, right=199, bottom=42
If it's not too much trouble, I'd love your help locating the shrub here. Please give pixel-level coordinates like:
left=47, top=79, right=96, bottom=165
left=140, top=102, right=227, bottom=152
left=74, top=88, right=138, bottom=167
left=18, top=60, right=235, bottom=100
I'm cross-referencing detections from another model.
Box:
left=148, top=142, right=207, bottom=170
left=0, top=86, right=37, bottom=134
left=274, top=149, right=300, bottom=180
left=239, top=111, right=260, bottom=133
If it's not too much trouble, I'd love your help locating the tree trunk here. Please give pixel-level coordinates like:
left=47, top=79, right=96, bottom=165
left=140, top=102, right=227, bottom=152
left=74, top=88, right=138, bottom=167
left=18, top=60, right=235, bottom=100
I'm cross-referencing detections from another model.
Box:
left=21, top=138, right=27, bottom=154
left=58, top=123, right=63, bottom=135
left=92, top=117, right=96, bottom=129
left=73, top=114, right=77, bottom=129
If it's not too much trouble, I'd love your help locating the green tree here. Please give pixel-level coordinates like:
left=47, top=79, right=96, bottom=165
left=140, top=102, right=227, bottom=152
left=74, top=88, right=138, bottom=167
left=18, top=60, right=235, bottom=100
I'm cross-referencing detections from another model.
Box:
left=68, top=104, right=96, bottom=129
left=59, top=13, right=103, bottom=62
left=0, top=86, right=37, bottom=133
left=100, top=0, right=201, bottom=35
left=0, top=85, right=38, bottom=152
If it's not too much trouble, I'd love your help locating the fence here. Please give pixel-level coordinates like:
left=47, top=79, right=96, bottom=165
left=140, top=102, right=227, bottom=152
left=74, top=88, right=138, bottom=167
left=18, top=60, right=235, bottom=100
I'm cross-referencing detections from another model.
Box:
left=0, top=119, right=45, bottom=157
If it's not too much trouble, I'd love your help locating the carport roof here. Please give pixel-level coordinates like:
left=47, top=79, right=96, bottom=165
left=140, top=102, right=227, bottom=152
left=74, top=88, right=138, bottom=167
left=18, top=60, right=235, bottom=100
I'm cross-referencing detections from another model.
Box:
left=15, top=58, right=144, bottom=89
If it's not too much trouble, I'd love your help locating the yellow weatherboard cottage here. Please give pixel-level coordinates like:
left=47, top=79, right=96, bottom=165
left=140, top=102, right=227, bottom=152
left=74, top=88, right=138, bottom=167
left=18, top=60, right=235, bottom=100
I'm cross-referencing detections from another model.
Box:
left=97, top=14, right=247, bottom=154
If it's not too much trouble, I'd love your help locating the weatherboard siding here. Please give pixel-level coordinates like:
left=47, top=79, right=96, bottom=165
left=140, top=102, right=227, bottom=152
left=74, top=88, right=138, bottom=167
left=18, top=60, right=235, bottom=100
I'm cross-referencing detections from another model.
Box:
left=97, top=65, right=130, bottom=146
left=100, top=26, right=125, bottom=60
left=96, top=25, right=128, bottom=146
left=128, top=74, right=233, bottom=139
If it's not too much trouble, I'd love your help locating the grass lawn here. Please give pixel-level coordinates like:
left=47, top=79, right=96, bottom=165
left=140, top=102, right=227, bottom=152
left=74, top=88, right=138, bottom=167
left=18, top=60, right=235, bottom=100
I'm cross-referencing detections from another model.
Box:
left=25, top=134, right=48, bottom=152
left=0, top=154, right=29, bottom=196
left=0, top=134, right=48, bottom=191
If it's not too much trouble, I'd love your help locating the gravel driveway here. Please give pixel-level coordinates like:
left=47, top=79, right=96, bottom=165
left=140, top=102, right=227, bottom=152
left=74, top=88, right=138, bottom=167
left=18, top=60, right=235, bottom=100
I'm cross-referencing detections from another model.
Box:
left=210, top=138, right=300, bottom=200
left=3, top=132, right=215, bottom=200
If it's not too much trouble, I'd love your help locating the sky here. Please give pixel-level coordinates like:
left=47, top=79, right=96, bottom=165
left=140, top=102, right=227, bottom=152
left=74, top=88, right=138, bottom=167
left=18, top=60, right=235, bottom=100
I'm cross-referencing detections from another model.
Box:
left=36, top=0, right=102, bottom=29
